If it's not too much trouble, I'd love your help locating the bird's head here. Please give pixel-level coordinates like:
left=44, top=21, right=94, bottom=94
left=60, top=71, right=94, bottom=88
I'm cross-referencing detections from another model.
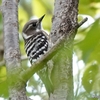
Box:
left=22, top=14, right=45, bottom=39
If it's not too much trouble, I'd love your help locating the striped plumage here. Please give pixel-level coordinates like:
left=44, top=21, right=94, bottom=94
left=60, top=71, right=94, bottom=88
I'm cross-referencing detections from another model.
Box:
left=22, top=15, right=49, bottom=64
left=24, top=31, right=48, bottom=64
left=22, top=15, right=53, bottom=96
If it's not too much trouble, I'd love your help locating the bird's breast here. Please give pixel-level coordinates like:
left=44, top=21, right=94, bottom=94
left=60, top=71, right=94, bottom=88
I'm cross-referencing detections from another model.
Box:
left=25, top=32, right=48, bottom=64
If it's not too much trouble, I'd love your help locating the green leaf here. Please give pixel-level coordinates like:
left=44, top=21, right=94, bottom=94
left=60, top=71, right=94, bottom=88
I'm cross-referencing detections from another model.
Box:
left=75, top=19, right=100, bottom=63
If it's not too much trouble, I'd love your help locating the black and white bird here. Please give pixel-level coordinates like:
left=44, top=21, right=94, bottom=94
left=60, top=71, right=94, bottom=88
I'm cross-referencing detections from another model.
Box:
left=22, top=15, right=50, bottom=64
left=22, top=15, right=53, bottom=96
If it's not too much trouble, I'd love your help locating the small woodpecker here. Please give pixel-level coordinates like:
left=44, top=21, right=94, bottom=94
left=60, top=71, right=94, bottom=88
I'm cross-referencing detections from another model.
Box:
left=22, top=15, right=53, bottom=96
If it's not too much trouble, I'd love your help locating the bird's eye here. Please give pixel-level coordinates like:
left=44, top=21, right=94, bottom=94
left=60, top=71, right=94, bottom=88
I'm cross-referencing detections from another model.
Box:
left=32, top=23, right=37, bottom=27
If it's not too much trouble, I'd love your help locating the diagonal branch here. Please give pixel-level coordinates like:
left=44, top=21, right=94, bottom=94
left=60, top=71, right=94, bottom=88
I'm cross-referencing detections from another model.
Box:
left=0, top=16, right=87, bottom=68
left=20, top=17, right=88, bottom=82
left=20, top=35, right=65, bottom=81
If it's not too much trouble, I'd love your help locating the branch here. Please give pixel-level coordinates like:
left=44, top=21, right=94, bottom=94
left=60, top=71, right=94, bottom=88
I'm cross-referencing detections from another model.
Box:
left=77, top=17, right=88, bottom=28
left=20, top=27, right=76, bottom=82
left=48, top=0, right=79, bottom=100
left=20, top=41, right=60, bottom=81
left=20, top=12, right=88, bottom=84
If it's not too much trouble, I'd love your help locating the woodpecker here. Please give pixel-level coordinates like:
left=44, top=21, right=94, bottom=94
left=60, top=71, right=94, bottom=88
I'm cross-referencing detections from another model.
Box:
left=22, top=15, right=53, bottom=96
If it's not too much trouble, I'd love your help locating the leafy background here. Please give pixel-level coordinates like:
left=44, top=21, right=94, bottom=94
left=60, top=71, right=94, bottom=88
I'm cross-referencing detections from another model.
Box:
left=0, top=0, right=100, bottom=100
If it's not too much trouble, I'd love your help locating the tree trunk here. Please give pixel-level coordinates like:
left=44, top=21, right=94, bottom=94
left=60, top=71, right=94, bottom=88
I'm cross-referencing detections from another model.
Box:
left=49, top=0, right=79, bottom=100
left=2, top=0, right=28, bottom=100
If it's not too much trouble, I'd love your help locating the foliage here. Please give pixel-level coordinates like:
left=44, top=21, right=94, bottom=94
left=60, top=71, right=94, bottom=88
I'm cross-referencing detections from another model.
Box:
left=74, top=0, right=100, bottom=99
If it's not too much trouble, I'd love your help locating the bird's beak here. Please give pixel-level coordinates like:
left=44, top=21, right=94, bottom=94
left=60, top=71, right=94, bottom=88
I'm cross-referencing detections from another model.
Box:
left=39, top=14, right=45, bottom=23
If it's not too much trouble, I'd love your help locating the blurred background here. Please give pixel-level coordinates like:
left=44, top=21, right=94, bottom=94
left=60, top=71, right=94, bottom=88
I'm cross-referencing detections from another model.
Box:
left=0, top=0, right=100, bottom=100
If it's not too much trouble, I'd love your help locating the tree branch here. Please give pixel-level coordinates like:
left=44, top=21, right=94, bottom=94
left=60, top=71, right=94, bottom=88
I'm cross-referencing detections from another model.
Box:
left=1, top=16, right=88, bottom=82
left=20, top=24, right=76, bottom=82
left=0, top=14, right=88, bottom=93
left=20, top=35, right=64, bottom=81
left=77, top=17, right=88, bottom=28
left=0, top=16, right=88, bottom=67
left=49, top=0, right=79, bottom=100
left=2, top=0, right=29, bottom=99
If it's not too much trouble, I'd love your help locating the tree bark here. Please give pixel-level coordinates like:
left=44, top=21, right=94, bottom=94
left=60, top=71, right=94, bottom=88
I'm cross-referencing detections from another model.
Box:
left=49, top=0, right=79, bottom=100
left=2, top=0, right=28, bottom=100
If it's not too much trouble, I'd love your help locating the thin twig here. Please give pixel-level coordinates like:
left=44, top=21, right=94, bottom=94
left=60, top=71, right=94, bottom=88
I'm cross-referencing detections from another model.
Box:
left=77, top=17, right=88, bottom=28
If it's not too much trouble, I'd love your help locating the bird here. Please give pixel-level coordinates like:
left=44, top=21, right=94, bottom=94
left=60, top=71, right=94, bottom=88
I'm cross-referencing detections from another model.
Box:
left=22, top=15, right=53, bottom=96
